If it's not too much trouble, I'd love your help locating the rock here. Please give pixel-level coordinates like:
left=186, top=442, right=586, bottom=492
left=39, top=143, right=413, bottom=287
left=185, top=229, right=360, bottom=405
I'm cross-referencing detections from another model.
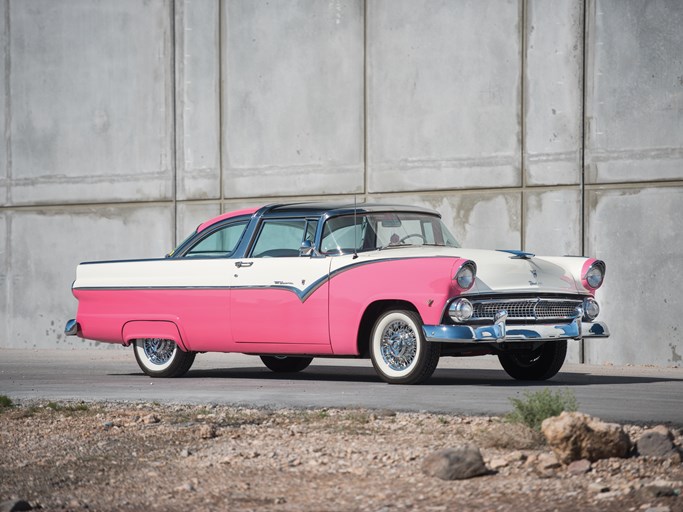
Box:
left=567, top=459, right=591, bottom=475
left=489, top=457, right=508, bottom=470
left=643, top=480, right=677, bottom=498
left=0, top=501, right=32, bottom=512
left=421, top=444, right=488, bottom=480
left=588, top=482, right=610, bottom=494
left=537, top=452, right=561, bottom=470
left=541, top=412, right=631, bottom=463
left=506, top=451, right=527, bottom=464
left=637, top=426, right=678, bottom=458
left=530, top=452, right=561, bottom=478
left=180, top=448, right=192, bottom=457
left=198, top=423, right=217, bottom=439
left=142, top=414, right=160, bottom=424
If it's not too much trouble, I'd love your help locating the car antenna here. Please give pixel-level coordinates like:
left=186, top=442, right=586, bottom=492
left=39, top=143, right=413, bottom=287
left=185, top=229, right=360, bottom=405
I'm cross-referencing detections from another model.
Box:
left=353, top=195, right=359, bottom=259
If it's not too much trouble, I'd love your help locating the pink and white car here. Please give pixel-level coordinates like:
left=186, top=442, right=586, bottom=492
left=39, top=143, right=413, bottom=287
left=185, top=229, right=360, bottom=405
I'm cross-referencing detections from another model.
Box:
left=65, top=202, right=609, bottom=384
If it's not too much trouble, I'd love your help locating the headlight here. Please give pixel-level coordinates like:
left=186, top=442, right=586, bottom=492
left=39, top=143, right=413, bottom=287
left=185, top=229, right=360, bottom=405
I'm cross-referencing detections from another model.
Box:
left=583, top=297, right=600, bottom=321
left=454, top=262, right=477, bottom=290
left=583, top=260, right=606, bottom=290
left=448, top=298, right=473, bottom=323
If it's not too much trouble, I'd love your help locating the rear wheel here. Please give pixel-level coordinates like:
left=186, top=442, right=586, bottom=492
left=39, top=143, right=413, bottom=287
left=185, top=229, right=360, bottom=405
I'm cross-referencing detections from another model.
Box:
left=498, top=340, right=567, bottom=381
left=260, top=355, right=313, bottom=373
left=370, top=309, right=440, bottom=384
left=133, top=338, right=195, bottom=378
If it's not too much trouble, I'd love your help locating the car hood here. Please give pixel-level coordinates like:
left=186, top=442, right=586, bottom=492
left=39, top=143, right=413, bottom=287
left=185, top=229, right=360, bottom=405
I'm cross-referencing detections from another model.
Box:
left=361, top=246, right=587, bottom=295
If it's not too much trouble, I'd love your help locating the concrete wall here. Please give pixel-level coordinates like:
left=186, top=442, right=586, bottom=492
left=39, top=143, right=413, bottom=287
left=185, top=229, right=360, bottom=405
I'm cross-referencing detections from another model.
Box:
left=1, top=0, right=682, bottom=367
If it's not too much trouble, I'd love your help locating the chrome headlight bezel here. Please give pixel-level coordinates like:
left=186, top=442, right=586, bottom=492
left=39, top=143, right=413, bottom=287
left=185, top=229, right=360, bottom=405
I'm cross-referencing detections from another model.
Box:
left=448, top=298, right=474, bottom=323
left=454, top=261, right=477, bottom=291
left=583, top=297, right=600, bottom=321
left=583, top=260, right=606, bottom=290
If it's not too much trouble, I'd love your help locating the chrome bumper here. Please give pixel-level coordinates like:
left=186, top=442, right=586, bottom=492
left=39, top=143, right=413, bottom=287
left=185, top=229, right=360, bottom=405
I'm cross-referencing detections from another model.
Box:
left=422, top=315, right=609, bottom=343
left=64, top=319, right=80, bottom=336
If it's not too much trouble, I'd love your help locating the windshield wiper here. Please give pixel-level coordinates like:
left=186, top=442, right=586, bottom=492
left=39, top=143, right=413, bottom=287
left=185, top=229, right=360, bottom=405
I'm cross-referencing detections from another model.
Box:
left=377, top=243, right=415, bottom=251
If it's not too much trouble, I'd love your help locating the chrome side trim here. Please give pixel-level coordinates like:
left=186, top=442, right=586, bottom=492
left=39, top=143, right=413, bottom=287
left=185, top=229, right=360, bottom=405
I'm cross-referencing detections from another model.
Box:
left=422, top=319, right=610, bottom=343
left=64, top=319, right=80, bottom=336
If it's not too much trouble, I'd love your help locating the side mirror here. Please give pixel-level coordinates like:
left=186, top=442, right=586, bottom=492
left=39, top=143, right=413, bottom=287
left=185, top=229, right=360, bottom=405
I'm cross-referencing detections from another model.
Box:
left=299, top=240, right=314, bottom=257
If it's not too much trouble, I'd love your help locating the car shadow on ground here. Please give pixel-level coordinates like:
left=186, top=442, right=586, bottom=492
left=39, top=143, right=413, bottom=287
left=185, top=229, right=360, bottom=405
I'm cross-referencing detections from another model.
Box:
left=116, top=365, right=683, bottom=387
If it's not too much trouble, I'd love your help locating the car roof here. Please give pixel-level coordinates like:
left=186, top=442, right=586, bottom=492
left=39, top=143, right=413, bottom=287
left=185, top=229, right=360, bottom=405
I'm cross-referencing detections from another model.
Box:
left=262, top=202, right=439, bottom=218
left=196, top=202, right=440, bottom=233
left=196, top=207, right=259, bottom=233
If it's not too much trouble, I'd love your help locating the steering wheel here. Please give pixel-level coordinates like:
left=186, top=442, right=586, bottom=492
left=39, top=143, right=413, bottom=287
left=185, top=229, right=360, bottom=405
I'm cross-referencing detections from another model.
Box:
left=398, top=233, right=427, bottom=244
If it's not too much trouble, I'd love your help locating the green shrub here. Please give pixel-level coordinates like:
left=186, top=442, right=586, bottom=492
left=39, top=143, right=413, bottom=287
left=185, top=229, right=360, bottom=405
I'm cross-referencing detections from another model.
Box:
left=0, top=395, right=13, bottom=410
left=506, top=388, right=578, bottom=431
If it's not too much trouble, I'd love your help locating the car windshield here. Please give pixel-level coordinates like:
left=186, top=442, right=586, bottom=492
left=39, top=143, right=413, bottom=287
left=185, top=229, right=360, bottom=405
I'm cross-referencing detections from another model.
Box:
left=320, top=212, right=460, bottom=255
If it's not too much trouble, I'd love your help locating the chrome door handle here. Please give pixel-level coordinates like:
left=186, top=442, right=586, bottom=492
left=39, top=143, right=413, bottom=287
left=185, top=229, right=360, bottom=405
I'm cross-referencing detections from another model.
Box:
left=234, top=261, right=253, bottom=268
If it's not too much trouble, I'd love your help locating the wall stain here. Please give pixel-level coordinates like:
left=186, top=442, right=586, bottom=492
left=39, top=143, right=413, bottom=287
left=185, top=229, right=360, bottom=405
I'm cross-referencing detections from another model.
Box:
left=670, top=343, right=682, bottom=363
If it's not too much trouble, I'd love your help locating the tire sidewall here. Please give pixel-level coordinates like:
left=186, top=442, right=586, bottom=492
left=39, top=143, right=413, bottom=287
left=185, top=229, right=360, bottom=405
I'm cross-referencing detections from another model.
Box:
left=370, top=310, right=425, bottom=382
left=498, top=341, right=567, bottom=381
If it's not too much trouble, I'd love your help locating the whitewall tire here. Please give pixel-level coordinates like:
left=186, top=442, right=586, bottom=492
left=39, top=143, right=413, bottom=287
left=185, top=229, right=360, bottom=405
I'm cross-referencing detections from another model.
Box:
left=133, top=338, right=196, bottom=378
left=370, top=310, right=440, bottom=384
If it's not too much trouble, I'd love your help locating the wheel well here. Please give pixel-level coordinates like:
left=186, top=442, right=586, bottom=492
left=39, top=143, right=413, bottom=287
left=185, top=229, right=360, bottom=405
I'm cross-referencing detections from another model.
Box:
left=356, top=300, right=420, bottom=358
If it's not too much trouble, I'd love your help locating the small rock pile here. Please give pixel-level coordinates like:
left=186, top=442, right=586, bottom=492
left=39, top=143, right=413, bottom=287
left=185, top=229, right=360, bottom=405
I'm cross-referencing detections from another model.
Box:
left=422, top=411, right=682, bottom=482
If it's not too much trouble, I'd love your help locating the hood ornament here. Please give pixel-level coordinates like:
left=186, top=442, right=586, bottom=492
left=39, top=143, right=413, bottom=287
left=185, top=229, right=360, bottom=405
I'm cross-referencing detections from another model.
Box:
left=497, top=249, right=535, bottom=260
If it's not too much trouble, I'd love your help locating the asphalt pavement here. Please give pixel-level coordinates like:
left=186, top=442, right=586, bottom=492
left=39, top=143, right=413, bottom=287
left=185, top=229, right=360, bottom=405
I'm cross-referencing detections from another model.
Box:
left=1, top=348, right=682, bottom=425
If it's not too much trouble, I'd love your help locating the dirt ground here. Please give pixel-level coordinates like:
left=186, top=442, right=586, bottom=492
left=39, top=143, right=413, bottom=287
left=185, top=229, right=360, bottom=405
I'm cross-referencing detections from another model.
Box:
left=1, top=400, right=682, bottom=512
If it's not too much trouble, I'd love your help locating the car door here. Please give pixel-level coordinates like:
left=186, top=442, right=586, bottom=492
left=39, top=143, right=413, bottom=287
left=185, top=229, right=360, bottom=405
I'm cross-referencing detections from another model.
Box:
left=230, top=218, right=332, bottom=350
left=171, top=219, right=248, bottom=352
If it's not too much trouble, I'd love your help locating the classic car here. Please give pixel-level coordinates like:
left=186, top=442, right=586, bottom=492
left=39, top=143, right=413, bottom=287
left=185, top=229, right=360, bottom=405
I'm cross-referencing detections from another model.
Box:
left=65, top=202, right=609, bottom=384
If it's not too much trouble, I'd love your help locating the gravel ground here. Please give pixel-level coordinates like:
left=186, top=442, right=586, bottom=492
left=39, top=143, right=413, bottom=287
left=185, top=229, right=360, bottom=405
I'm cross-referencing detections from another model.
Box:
left=1, top=400, right=682, bottom=512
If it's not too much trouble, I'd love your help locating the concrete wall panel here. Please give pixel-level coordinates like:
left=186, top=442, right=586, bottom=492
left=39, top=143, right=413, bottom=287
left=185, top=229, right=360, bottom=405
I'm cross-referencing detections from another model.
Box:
left=524, top=0, right=583, bottom=186
left=7, top=205, right=173, bottom=349
left=524, top=188, right=581, bottom=256
left=0, top=0, right=7, bottom=206
left=175, top=202, right=221, bottom=245
left=0, top=212, right=7, bottom=349
left=223, top=0, right=364, bottom=199
left=585, top=0, right=683, bottom=184
left=370, top=192, right=521, bottom=251
left=367, top=0, right=521, bottom=193
left=8, top=0, right=174, bottom=205
left=584, top=186, right=683, bottom=366
left=175, top=0, right=221, bottom=200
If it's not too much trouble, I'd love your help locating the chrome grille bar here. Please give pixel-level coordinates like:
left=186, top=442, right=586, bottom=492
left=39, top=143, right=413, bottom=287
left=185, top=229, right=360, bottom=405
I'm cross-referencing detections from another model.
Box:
left=471, top=297, right=582, bottom=321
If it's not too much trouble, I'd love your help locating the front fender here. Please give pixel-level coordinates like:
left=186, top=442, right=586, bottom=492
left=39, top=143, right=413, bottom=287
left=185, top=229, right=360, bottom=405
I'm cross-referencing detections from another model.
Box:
left=328, top=256, right=464, bottom=355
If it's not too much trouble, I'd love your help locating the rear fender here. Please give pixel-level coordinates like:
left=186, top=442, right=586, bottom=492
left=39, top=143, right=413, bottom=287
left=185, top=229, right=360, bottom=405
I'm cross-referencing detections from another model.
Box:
left=121, top=320, right=189, bottom=352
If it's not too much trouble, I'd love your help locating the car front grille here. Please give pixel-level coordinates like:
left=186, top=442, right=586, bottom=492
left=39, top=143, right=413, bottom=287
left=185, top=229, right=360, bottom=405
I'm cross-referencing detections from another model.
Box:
left=470, top=297, right=582, bottom=322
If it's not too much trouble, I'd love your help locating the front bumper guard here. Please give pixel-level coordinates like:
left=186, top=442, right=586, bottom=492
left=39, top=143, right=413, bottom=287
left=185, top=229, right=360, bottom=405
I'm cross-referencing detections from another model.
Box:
left=423, top=311, right=609, bottom=343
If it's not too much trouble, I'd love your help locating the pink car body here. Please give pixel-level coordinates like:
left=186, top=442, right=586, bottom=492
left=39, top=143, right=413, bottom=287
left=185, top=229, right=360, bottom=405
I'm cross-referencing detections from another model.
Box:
left=66, top=202, right=609, bottom=384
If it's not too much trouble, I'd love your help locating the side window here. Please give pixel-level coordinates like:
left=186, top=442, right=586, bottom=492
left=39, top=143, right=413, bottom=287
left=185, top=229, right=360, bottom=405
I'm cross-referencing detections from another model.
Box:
left=184, top=221, right=247, bottom=258
left=251, top=219, right=307, bottom=258
left=305, top=220, right=318, bottom=243
left=321, top=216, right=365, bottom=254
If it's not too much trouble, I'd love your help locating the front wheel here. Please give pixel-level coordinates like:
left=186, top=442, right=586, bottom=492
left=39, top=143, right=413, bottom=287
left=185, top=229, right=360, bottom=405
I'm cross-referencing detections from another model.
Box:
left=498, top=340, right=567, bottom=381
left=370, top=309, right=440, bottom=384
left=260, top=356, right=313, bottom=373
left=133, top=338, right=196, bottom=378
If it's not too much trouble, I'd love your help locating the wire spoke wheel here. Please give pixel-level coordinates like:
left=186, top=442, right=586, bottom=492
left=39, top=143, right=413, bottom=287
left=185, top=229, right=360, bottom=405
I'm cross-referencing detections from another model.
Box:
left=379, top=320, right=418, bottom=371
left=142, top=338, right=177, bottom=365
left=370, top=309, right=440, bottom=385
